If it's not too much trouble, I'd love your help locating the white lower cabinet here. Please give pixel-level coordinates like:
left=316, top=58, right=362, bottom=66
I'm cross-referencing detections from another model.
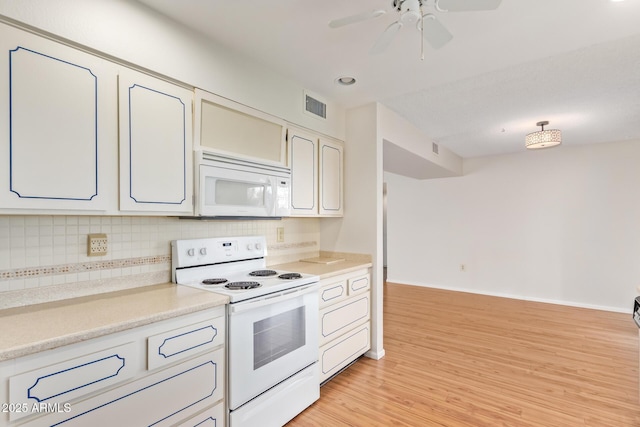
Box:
left=177, top=401, right=224, bottom=427
left=0, top=307, right=226, bottom=427
left=318, top=269, right=371, bottom=383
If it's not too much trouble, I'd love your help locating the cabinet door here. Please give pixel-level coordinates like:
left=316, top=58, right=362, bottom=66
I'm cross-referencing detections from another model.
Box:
left=195, top=88, right=287, bottom=166
left=319, top=294, right=370, bottom=347
left=0, top=23, right=118, bottom=212
left=319, top=323, right=370, bottom=383
left=289, top=129, right=318, bottom=216
left=118, top=68, right=193, bottom=214
left=24, top=350, right=224, bottom=427
left=319, top=138, right=343, bottom=216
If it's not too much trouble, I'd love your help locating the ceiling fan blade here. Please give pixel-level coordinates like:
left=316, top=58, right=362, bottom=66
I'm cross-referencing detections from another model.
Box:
left=421, top=15, right=453, bottom=49
left=435, top=0, right=502, bottom=12
left=329, top=9, right=386, bottom=28
left=370, top=21, right=403, bottom=54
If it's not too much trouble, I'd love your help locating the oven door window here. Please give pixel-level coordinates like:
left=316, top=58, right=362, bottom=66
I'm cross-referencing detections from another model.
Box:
left=253, top=306, right=305, bottom=370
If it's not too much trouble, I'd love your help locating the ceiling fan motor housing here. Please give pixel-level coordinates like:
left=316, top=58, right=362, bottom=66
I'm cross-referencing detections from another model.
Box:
left=396, top=0, right=422, bottom=25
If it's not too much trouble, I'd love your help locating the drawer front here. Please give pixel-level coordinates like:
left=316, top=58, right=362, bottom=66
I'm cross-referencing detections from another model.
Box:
left=319, top=323, right=370, bottom=383
left=319, top=279, right=348, bottom=308
left=177, top=401, right=225, bottom=427
left=319, top=295, right=370, bottom=347
left=24, top=349, right=224, bottom=427
left=148, top=316, right=225, bottom=370
left=8, top=342, right=138, bottom=422
left=348, top=273, right=370, bottom=295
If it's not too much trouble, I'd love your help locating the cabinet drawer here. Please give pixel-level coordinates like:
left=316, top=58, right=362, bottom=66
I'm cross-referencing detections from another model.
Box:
left=24, top=349, right=224, bottom=427
left=319, top=323, right=370, bottom=383
left=319, top=279, right=348, bottom=308
left=319, top=294, right=370, bottom=347
left=176, top=401, right=225, bottom=427
left=147, top=316, right=225, bottom=370
left=348, top=273, right=370, bottom=295
left=8, top=342, right=138, bottom=422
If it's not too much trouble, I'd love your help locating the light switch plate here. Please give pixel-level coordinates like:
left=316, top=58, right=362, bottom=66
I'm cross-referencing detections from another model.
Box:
left=88, top=233, right=108, bottom=256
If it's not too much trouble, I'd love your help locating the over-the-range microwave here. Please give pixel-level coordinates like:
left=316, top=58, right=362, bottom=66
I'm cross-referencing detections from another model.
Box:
left=193, top=150, right=291, bottom=218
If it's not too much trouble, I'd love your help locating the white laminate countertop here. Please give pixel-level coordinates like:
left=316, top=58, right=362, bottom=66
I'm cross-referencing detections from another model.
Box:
left=0, top=283, right=228, bottom=362
left=272, top=259, right=372, bottom=280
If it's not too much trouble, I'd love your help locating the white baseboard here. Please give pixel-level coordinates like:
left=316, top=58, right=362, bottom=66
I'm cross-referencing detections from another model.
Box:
left=365, top=348, right=385, bottom=360
left=386, top=279, right=631, bottom=314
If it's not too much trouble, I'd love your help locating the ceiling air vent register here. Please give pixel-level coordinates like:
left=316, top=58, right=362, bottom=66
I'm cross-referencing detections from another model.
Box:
left=304, top=92, right=327, bottom=119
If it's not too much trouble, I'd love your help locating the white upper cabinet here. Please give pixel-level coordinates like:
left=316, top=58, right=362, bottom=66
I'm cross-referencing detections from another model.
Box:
left=118, top=69, right=193, bottom=214
left=288, top=128, right=343, bottom=217
left=319, top=138, right=343, bottom=216
left=289, top=129, right=318, bottom=215
left=0, top=23, right=118, bottom=213
left=194, top=89, right=287, bottom=166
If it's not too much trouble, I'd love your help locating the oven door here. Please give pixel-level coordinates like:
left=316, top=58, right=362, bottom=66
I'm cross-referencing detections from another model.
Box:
left=227, top=284, right=319, bottom=410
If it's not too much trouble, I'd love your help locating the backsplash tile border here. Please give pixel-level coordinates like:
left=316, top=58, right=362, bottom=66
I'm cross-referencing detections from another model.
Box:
left=0, top=255, right=171, bottom=281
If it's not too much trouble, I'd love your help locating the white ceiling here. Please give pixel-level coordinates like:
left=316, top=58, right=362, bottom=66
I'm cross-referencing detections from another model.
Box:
left=137, top=0, right=640, bottom=159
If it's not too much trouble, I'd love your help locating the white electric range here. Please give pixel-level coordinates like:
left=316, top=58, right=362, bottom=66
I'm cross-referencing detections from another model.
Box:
left=171, top=236, right=320, bottom=427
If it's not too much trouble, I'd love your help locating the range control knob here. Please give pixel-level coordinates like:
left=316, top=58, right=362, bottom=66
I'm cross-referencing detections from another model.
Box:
left=199, top=248, right=207, bottom=256
left=255, top=243, right=262, bottom=250
left=187, top=248, right=195, bottom=257
left=246, top=244, right=253, bottom=251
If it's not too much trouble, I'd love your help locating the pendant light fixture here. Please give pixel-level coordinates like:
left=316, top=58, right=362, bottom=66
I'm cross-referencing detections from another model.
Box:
left=525, top=121, right=562, bottom=150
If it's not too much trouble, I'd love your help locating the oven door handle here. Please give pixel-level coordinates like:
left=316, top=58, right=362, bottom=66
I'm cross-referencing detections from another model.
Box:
left=229, top=283, right=319, bottom=314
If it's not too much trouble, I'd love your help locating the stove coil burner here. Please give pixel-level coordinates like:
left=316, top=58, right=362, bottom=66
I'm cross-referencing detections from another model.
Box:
left=226, top=281, right=261, bottom=290
left=202, top=278, right=228, bottom=285
left=249, top=269, right=277, bottom=277
left=278, top=273, right=302, bottom=280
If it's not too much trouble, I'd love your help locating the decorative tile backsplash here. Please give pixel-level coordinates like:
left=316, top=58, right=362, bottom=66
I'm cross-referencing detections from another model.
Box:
left=0, top=215, right=320, bottom=303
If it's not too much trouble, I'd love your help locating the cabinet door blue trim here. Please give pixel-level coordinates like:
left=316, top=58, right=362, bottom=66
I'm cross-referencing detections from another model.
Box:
left=52, top=360, right=218, bottom=426
left=127, top=83, right=187, bottom=205
left=8, top=46, right=99, bottom=201
left=158, top=325, right=218, bottom=359
left=321, top=284, right=345, bottom=303
left=194, top=417, right=217, bottom=427
left=27, top=354, right=125, bottom=402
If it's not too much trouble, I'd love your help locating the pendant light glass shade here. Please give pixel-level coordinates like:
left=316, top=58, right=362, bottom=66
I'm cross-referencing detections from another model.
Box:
left=525, top=121, right=562, bottom=149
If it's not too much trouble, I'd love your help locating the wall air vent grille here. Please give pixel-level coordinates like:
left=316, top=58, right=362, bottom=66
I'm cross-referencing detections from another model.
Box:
left=305, top=93, right=327, bottom=119
left=432, top=142, right=439, bottom=155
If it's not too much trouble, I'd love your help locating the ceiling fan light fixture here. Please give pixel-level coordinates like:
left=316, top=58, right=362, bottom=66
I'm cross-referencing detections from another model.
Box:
left=525, top=121, right=562, bottom=150
left=336, top=76, right=357, bottom=86
left=399, top=0, right=422, bottom=25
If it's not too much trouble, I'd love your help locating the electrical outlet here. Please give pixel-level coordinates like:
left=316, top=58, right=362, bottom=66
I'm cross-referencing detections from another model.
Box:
left=460, top=264, right=466, bottom=272
left=277, top=227, right=285, bottom=243
left=88, top=233, right=108, bottom=256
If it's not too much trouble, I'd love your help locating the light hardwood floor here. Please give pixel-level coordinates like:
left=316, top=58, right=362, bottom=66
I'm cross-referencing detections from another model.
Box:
left=288, top=282, right=640, bottom=426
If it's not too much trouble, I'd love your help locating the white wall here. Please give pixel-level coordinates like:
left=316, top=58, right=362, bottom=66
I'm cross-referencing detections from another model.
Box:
left=0, top=0, right=338, bottom=306
left=320, top=103, right=385, bottom=359
left=0, top=0, right=345, bottom=139
left=385, top=139, right=640, bottom=312
left=378, top=104, right=462, bottom=176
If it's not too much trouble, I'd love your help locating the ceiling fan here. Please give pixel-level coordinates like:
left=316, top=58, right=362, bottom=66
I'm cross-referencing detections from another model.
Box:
left=329, top=0, right=502, bottom=57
